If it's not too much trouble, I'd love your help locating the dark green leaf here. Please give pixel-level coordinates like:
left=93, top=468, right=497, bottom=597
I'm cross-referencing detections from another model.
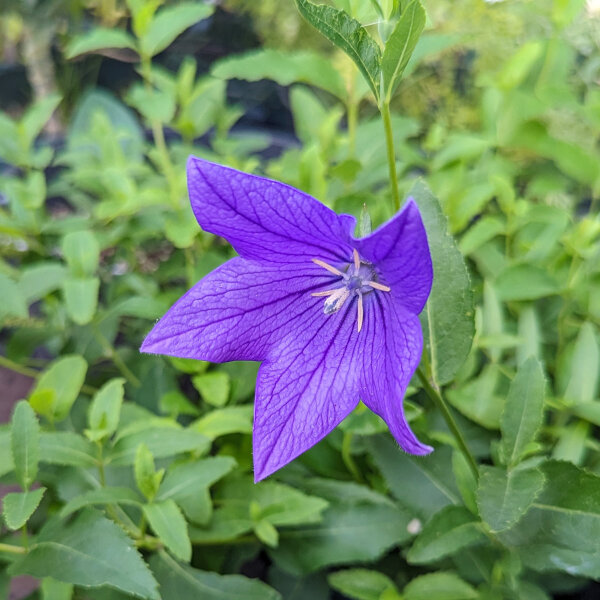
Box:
left=381, top=0, right=426, bottom=101
left=60, top=487, right=142, bottom=517
left=294, top=0, right=382, bottom=101
left=477, top=466, right=545, bottom=532
left=11, top=510, right=159, bottom=599
left=39, top=432, right=97, bottom=467
left=144, top=500, right=191, bottom=562
left=411, top=180, right=474, bottom=386
left=10, top=400, right=40, bottom=490
left=500, top=357, right=545, bottom=467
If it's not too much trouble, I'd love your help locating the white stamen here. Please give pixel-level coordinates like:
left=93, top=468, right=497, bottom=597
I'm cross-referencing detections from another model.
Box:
left=353, top=249, right=360, bottom=272
left=367, top=281, right=391, bottom=292
left=357, top=292, right=364, bottom=332
left=311, top=290, right=337, bottom=297
left=312, top=258, right=345, bottom=277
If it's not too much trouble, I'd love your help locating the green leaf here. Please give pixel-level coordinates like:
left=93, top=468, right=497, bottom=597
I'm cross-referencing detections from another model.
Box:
left=192, top=372, right=230, bottom=407
left=271, top=502, right=412, bottom=574
left=39, top=432, right=97, bottom=467
left=29, top=355, right=87, bottom=422
left=294, top=0, right=382, bottom=101
left=563, top=322, right=599, bottom=404
left=18, top=263, right=67, bottom=304
left=60, top=487, right=142, bottom=517
left=127, top=84, right=176, bottom=123
left=328, top=569, right=399, bottom=600
left=40, top=578, right=73, bottom=600
left=191, top=405, right=253, bottom=440
left=140, top=3, right=214, bottom=56
left=156, top=456, right=235, bottom=525
left=135, top=443, right=163, bottom=501
left=499, top=357, right=545, bottom=467
left=108, top=427, right=210, bottom=466
left=254, top=519, right=279, bottom=547
left=66, top=28, right=137, bottom=59
left=61, top=230, right=100, bottom=277
left=407, top=506, right=486, bottom=564
left=149, top=552, right=281, bottom=600
left=63, top=277, right=100, bottom=325
left=20, top=94, right=61, bottom=150
left=2, top=488, right=46, bottom=530
left=452, top=451, right=478, bottom=514
left=87, top=378, right=125, bottom=441
left=411, top=180, right=474, bottom=386
left=381, top=0, right=426, bottom=101
left=403, top=572, right=478, bottom=600
left=0, top=273, right=28, bottom=320
left=10, top=400, right=40, bottom=490
left=477, top=466, right=545, bottom=533
left=10, top=509, right=159, bottom=600
left=0, top=428, right=15, bottom=477
left=144, top=500, right=191, bottom=562
left=495, top=264, right=559, bottom=301
left=212, top=49, right=347, bottom=100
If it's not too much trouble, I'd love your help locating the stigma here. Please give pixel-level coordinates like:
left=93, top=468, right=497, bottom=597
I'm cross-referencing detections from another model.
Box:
left=311, top=249, right=391, bottom=332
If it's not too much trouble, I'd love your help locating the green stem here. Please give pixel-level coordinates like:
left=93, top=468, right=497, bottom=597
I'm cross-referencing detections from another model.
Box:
left=0, top=543, right=26, bottom=555
left=417, top=367, right=479, bottom=480
left=380, top=101, right=401, bottom=212
left=93, top=329, right=141, bottom=388
left=341, top=432, right=362, bottom=482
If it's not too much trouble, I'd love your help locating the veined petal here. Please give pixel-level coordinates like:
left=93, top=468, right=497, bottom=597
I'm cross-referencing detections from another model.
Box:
left=141, top=258, right=331, bottom=362
left=253, top=301, right=362, bottom=481
left=359, top=292, right=433, bottom=455
left=187, top=157, right=355, bottom=264
left=354, top=199, right=432, bottom=314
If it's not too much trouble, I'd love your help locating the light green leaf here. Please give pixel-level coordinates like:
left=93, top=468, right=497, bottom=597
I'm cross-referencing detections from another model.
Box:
left=39, top=432, right=97, bottom=467
left=459, top=216, right=505, bottom=256
left=328, top=569, right=399, bottom=600
left=10, top=400, right=40, bottom=490
left=144, top=500, right=191, bottom=562
left=294, top=0, right=382, bottom=101
left=29, top=355, right=87, bottom=422
left=10, top=510, right=159, bottom=600
left=60, top=487, right=142, bottom=517
left=407, top=506, right=485, bottom=564
left=381, top=0, right=426, bottom=101
left=61, top=230, right=100, bottom=277
left=149, top=551, right=281, bottom=600
left=87, top=378, right=125, bottom=441
left=254, top=519, right=279, bottom=548
left=563, top=322, right=599, bottom=404
left=2, top=488, right=46, bottom=530
left=403, top=572, right=478, bottom=600
left=140, top=3, right=214, bottom=56
left=0, top=428, right=15, bottom=477
left=63, top=277, right=100, bottom=325
left=495, top=264, right=559, bottom=301
left=192, top=372, right=230, bottom=407
left=212, top=49, right=347, bottom=100
left=477, top=466, right=545, bottom=533
left=18, top=263, right=67, bottom=304
left=500, top=357, right=545, bottom=467
left=0, top=273, right=28, bottom=320
left=411, top=180, right=474, bottom=386
left=135, top=443, right=163, bottom=501
left=20, top=95, right=61, bottom=150
left=40, top=578, right=73, bottom=600
left=127, top=84, right=176, bottom=123
left=66, top=28, right=137, bottom=59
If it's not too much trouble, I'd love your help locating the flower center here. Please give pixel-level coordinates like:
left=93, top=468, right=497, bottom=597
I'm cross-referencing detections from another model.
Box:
left=311, top=249, right=391, bottom=332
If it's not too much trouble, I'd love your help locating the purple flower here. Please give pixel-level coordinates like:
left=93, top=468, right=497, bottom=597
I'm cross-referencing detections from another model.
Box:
left=142, top=157, right=434, bottom=481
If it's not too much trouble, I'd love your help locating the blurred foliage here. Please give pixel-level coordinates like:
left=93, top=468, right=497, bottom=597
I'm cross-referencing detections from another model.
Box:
left=1, top=0, right=600, bottom=599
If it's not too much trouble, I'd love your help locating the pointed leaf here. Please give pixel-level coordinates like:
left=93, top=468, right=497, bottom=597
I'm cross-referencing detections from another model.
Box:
left=294, top=0, right=381, bottom=101
left=66, top=28, right=137, bottom=59
left=403, top=572, right=478, bottom=600
left=87, top=378, right=125, bottom=441
left=2, top=488, right=46, bottom=530
left=10, top=400, right=40, bottom=490
left=144, top=500, right=191, bottom=562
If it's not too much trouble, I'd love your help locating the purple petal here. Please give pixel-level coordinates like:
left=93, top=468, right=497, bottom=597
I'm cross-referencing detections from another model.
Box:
left=354, top=199, right=433, bottom=314
left=141, top=257, right=332, bottom=362
left=253, top=302, right=362, bottom=482
left=187, top=157, right=354, bottom=264
left=359, top=292, right=433, bottom=455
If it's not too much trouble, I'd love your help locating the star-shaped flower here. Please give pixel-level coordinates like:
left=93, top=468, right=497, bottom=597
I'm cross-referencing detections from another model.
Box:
left=142, top=157, right=434, bottom=481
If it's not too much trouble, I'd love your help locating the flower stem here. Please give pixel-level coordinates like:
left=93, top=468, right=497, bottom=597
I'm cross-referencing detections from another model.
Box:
left=0, top=542, right=26, bottom=554
left=416, top=367, right=479, bottom=480
left=380, top=101, right=401, bottom=212
left=341, top=432, right=362, bottom=482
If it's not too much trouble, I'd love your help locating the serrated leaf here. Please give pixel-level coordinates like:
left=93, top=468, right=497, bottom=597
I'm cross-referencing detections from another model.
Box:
left=10, top=510, right=159, bottom=599
left=144, top=500, right=191, bottom=562
left=140, top=3, right=214, bottom=56
left=66, top=28, right=137, bottom=59
left=294, top=0, right=382, bottom=101
left=500, top=357, right=545, bottom=467
left=10, top=400, right=40, bottom=490
left=411, top=181, right=474, bottom=386
left=2, top=488, right=46, bottom=530
left=477, top=466, right=545, bottom=533
left=29, top=355, right=87, bottom=422
left=149, top=552, right=281, bottom=600
left=407, top=505, right=485, bottom=564
left=403, top=572, right=478, bottom=600
left=381, top=0, right=426, bottom=101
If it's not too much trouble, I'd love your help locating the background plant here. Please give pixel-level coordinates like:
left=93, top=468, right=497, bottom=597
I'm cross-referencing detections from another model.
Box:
left=1, top=0, right=599, bottom=599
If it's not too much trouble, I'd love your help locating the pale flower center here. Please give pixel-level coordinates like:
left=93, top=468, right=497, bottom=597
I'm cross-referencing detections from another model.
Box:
left=311, top=249, right=391, bottom=332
